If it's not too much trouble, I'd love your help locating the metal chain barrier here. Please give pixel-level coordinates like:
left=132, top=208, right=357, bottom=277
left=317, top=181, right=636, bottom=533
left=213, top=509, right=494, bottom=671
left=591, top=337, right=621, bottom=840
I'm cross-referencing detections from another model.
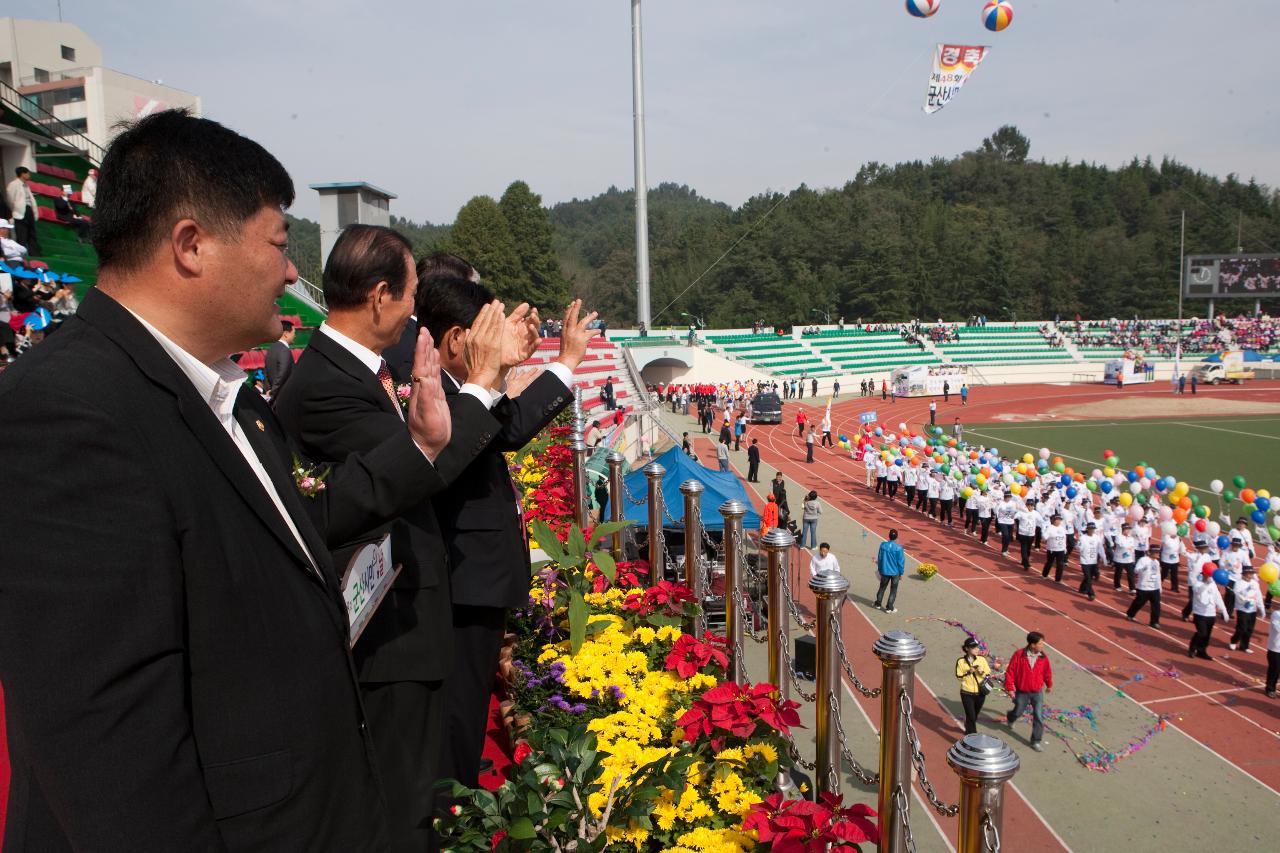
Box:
left=779, top=566, right=815, bottom=631
left=831, top=615, right=882, bottom=698
left=981, top=813, right=1002, bottom=853
left=899, top=688, right=960, bottom=817
left=829, top=690, right=879, bottom=786
left=622, top=481, right=648, bottom=507
left=893, top=785, right=919, bottom=853
left=737, top=585, right=766, bottom=644
left=786, top=736, right=816, bottom=772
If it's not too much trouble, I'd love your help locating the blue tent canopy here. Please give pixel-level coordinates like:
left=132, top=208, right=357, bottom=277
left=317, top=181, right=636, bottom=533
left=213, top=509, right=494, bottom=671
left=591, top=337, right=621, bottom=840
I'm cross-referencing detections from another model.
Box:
left=608, top=446, right=761, bottom=532
left=1201, top=350, right=1278, bottom=363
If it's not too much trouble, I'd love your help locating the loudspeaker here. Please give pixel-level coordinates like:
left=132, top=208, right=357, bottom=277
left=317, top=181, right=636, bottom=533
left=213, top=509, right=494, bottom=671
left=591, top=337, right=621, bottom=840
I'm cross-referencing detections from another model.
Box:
left=793, top=635, right=816, bottom=680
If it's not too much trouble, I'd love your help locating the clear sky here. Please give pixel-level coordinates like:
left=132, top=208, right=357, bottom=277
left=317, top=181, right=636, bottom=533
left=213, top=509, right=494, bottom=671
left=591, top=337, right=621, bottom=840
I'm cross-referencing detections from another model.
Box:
left=13, top=0, right=1279, bottom=223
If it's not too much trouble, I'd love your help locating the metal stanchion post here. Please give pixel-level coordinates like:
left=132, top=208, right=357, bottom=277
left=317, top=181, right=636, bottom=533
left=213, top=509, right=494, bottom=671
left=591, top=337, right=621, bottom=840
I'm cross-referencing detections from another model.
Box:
left=947, top=735, right=1019, bottom=853
left=719, top=499, right=747, bottom=683
left=810, top=569, right=849, bottom=798
left=679, top=479, right=707, bottom=636
left=873, top=631, right=927, bottom=853
left=762, top=527, right=798, bottom=798
left=570, top=387, right=589, bottom=529
left=644, top=461, right=665, bottom=576
left=606, top=451, right=626, bottom=561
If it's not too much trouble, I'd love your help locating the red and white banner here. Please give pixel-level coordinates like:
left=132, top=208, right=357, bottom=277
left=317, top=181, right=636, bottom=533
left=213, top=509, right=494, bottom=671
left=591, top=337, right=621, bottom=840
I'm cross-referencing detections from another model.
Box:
left=923, top=44, right=990, bottom=115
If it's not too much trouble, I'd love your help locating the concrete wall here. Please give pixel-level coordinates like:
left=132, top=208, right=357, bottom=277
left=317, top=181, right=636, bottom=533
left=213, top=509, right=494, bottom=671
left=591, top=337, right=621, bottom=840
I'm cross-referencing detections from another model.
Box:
left=637, top=346, right=773, bottom=385
left=0, top=18, right=102, bottom=82
left=87, top=67, right=201, bottom=148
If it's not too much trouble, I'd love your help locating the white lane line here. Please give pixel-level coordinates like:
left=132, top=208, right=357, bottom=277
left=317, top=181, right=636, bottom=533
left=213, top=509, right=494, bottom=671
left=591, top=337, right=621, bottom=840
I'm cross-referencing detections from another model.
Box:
left=1173, top=421, right=1280, bottom=441
left=1141, top=685, right=1254, bottom=705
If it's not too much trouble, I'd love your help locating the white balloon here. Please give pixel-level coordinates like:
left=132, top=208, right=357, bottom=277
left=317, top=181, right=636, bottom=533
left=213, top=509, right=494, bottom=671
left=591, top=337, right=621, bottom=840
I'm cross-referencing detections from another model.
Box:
left=1158, top=506, right=1173, bottom=522
left=1207, top=521, right=1221, bottom=537
left=1130, top=481, right=1142, bottom=494
left=1161, top=521, right=1178, bottom=537
left=1129, top=505, right=1144, bottom=520
left=1209, top=479, right=1224, bottom=494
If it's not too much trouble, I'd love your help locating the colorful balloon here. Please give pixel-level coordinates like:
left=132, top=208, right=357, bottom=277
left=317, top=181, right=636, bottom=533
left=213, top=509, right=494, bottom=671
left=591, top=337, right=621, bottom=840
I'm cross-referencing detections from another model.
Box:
left=1259, top=563, right=1279, bottom=585
left=1209, top=479, right=1224, bottom=494
left=1212, top=568, right=1230, bottom=586
left=1240, top=488, right=1257, bottom=505
left=1233, top=475, right=1247, bottom=489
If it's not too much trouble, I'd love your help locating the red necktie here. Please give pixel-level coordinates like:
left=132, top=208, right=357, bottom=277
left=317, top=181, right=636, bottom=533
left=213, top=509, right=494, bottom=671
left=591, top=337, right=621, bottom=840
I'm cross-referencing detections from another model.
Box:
left=376, top=360, right=399, bottom=411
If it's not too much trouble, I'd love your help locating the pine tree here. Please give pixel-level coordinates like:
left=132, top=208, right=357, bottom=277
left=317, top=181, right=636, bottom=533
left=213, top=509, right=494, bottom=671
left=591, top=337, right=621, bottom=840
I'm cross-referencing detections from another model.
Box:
left=499, top=181, right=569, bottom=309
left=445, top=196, right=521, bottom=303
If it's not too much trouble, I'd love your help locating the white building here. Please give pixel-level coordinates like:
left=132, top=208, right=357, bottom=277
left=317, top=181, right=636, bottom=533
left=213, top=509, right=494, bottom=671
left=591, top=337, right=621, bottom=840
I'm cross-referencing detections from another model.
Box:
left=0, top=17, right=201, bottom=156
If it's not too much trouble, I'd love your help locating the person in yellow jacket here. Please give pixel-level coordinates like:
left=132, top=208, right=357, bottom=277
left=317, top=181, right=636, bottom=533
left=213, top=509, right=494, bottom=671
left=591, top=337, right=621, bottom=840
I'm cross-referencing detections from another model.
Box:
left=956, top=638, right=993, bottom=735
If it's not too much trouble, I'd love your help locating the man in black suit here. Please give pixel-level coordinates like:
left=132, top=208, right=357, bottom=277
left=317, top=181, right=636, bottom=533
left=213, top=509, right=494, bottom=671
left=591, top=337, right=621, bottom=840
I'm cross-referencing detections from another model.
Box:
left=0, top=110, right=457, bottom=851
left=275, top=227, right=514, bottom=851
left=418, top=274, right=596, bottom=789
left=382, top=252, right=477, bottom=384
left=747, top=437, right=761, bottom=482
left=264, top=318, right=296, bottom=395
left=602, top=375, right=615, bottom=410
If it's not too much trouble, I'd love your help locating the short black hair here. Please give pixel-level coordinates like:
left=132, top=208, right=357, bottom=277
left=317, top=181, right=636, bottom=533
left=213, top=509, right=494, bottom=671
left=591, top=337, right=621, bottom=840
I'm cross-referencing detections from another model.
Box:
left=416, top=273, right=495, bottom=343
left=323, top=224, right=414, bottom=310
left=819, top=542, right=830, bottom=550
left=1026, top=631, right=1044, bottom=646
left=92, top=109, right=294, bottom=272
left=15, top=167, right=30, bottom=177
left=280, top=319, right=295, bottom=332
left=888, top=528, right=899, bottom=540
left=416, top=251, right=476, bottom=282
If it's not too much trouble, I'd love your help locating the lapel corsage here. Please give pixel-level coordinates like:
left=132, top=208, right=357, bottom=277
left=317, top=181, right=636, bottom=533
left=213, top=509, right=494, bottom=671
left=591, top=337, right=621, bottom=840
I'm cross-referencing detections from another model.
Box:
left=291, top=454, right=330, bottom=497
left=395, top=383, right=412, bottom=413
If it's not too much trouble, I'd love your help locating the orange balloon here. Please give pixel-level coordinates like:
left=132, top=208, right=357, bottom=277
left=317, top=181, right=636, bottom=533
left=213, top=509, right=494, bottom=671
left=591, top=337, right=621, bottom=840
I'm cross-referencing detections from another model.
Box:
left=1073, top=473, right=1086, bottom=483
left=1240, top=488, right=1257, bottom=504
left=1178, top=497, right=1193, bottom=510
left=1052, top=456, right=1063, bottom=467
left=1134, top=465, right=1146, bottom=478
left=1173, top=508, right=1189, bottom=523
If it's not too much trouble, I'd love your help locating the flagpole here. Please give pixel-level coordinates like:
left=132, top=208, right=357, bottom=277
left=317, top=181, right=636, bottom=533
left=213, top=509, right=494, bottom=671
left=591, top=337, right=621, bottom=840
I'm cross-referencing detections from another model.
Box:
left=1175, top=210, right=1185, bottom=380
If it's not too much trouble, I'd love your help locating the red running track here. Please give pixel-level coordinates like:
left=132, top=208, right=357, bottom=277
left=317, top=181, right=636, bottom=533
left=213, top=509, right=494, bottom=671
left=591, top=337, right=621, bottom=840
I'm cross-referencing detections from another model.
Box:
left=738, top=382, right=1280, bottom=797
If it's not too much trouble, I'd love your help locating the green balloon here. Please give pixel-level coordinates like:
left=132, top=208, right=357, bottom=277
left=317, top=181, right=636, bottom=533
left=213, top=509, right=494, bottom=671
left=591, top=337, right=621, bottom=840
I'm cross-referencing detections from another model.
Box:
left=1189, top=494, right=1200, bottom=507
left=1194, top=505, right=1210, bottom=519
left=1137, top=460, right=1149, bottom=468
left=1233, top=475, right=1247, bottom=489
left=1106, top=455, right=1119, bottom=467
left=1271, top=580, right=1280, bottom=597
left=1177, top=522, right=1190, bottom=536
left=1136, top=493, right=1149, bottom=505
left=1053, top=462, right=1066, bottom=473
left=1269, top=525, right=1280, bottom=541
left=941, top=463, right=950, bottom=474
left=1086, top=480, right=1098, bottom=492
left=1223, top=489, right=1236, bottom=503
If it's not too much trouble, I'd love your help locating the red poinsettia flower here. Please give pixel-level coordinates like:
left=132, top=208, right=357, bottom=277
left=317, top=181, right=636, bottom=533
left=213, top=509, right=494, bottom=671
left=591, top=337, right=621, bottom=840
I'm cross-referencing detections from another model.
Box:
left=677, top=680, right=803, bottom=742
left=490, top=830, right=508, bottom=850
left=664, top=632, right=730, bottom=678
left=512, top=741, right=533, bottom=765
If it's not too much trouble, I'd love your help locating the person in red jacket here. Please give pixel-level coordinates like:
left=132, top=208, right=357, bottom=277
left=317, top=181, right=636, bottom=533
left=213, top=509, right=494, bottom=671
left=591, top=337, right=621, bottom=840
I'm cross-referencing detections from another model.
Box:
left=1003, top=631, right=1053, bottom=752
left=796, top=408, right=807, bottom=437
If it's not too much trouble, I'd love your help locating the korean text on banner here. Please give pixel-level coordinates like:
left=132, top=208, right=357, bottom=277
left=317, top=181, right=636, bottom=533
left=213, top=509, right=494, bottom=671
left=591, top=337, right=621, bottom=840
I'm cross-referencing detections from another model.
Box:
left=859, top=411, right=878, bottom=425
left=341, top=534, right=401, bottom=647
left=924, top=43, right=991, bottom=114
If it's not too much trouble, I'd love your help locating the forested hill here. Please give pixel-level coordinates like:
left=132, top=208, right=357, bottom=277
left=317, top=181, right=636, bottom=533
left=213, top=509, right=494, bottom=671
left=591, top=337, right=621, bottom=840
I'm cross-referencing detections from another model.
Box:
left=550, top=127, right=1280, bottom=326
left=288, top=127, right=1280, bottom=326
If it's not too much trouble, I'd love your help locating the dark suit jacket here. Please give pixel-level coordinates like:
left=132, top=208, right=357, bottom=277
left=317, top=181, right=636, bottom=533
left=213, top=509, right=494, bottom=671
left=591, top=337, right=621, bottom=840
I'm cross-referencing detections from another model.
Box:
left=264, top=339, right=294, bottom=394
left=380, top=319, right=417, bottom=385
left=436, top=369, right=574, bottom=609
left=274, top=330, right=500, bottom=682
left=748, top=445, right=761, bottom=464
left=0, top=289, right=448, bottom=852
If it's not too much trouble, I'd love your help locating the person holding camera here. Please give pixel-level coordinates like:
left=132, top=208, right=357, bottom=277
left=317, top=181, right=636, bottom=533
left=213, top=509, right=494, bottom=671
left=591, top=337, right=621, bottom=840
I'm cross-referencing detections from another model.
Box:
left=956, top=638, right=992, bottom=735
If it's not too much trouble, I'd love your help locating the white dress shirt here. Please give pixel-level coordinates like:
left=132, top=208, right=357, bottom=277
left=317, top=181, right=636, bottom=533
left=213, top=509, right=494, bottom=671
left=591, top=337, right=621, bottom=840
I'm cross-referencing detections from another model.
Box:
left=810, top=551, right=841, bottom=577
left=1043, top=524, right=1067, bottom=553
left=132, top=312, right=318, bottom=570
left=1077, top=533, right=1105, bottom=565
left=1191, top=576, right=1229, bottom=619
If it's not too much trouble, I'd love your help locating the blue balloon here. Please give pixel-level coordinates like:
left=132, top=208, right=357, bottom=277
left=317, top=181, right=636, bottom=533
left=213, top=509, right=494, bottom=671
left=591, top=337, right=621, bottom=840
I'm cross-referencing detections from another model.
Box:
left=1217, top=535, right=1231, bottom=549
left=994, top=462, right=1004, bottom=473
left=874, top=427, right=883, bottom=436
left=1100, top=481, right=1114, bottom=494
left=839, top=435, right=848, bottom=443
left=1252, top=509, right=1267, bottom=524
left=1212, top=568, right=1230, bottom=586
left=1127, top=470, right=1139, bottom=482
left=1066, top=486, right=1078, bottom=499
left=1165, top=476, right=1177, bottom=490
left=1256, top=496, right=1271, bottom=512
left=1059, top=474, right=1071, bottom=487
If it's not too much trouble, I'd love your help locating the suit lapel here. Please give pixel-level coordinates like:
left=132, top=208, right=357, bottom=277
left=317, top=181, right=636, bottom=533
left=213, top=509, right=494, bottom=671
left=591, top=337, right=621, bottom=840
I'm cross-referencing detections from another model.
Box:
left=76, top=289, right=327, bottom=584
left=310, top=331, right=401, bottom=418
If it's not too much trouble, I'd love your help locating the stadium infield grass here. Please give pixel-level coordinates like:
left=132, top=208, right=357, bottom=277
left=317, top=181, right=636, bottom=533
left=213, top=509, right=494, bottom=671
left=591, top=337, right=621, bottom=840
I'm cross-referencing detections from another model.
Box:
left=958, top=415, right=1280, bottom=503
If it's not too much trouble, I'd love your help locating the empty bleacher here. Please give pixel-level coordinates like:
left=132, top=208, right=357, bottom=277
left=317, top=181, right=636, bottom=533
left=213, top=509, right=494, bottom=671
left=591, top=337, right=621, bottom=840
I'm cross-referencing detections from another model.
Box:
left=934, top=326, right=1070, bottom=365
left=705, top=333, right=834, bottom=376
left=805, top=329, right=941, bottom=375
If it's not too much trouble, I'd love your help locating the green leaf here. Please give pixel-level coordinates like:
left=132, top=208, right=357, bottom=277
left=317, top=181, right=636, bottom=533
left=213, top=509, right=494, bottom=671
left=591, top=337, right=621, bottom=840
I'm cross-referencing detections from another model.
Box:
left=568, top=589, right=589, bottom=655
left=566, top=523, right=586, bottom=560
left=531, top=519, right=565, bottom=563
left=530, top=558, right=552, bottom=575
left=592, top=550, right=617, bottom=583
left=507, top=816, right=536, bottom=840
left=585, top=619, right=614, bottom=637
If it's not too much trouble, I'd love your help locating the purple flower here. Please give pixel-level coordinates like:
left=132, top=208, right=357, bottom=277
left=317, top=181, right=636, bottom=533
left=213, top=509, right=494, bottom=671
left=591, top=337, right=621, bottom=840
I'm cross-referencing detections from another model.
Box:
left=608, top=685, right=626, bottom=701
left=569, top=703, right=589, bottom=714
